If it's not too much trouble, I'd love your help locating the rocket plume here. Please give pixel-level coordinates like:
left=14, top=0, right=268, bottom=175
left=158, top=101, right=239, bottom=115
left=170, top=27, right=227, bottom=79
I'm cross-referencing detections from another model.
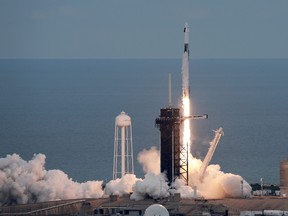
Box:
left=182, top=96, right=191, bottom=155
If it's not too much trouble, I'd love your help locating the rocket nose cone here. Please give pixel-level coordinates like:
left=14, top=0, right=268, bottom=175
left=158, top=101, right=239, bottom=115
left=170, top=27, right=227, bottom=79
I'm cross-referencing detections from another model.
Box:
left=184, top=22, right=189, bottom=33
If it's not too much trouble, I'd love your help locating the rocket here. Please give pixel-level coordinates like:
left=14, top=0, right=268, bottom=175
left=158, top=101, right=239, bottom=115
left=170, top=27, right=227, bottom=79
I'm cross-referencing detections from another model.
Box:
left=182, top=22, right=190, bottom=98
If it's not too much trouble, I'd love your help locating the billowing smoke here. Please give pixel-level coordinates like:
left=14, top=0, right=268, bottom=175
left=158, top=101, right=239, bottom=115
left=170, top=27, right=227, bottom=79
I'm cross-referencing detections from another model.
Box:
left=134, top=139, right=251, bottom=200
left=131, top=172, right=169, bottom=201
left=173, top=178, right=201, bottom=198
left=183, top=155, right=251, bottom=199
left=0, top=153, right=104, bottom=205
left=105, top=174, right=138, bottom=196
left=137, top=146, right=160, bottom=175
left=131, top=144, right=251, bottom=200
left=130, top=147, right=168, bottom=201
left=0, top=135, right=251, bottom=205
left=134, top=148, right=251, bottom=200
left=105, top=147, right=164, bottom=199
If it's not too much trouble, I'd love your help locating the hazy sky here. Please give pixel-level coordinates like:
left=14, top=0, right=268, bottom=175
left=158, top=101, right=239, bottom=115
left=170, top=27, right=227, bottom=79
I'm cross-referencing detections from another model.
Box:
left=0, top=1, right=288, bottom=59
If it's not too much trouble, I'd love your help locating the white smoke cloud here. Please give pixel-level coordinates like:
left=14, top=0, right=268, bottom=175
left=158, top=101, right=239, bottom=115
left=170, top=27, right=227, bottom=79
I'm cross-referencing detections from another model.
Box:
left=134, top=136, right=251, bottom=200
left=105, top=174, right=138, bottom=196
left=130, top=172, right=169, bottom=201
left=186, top=155, right=251, bottom=199
left=137, top=146, right=160, bottom=175
left=130, top=147, right=169, bottom=201
left=0, top=133, right=251, bottom=206
left=172, top=178, right=202, bottom=198
left=0, top=153, right=104, bottom=205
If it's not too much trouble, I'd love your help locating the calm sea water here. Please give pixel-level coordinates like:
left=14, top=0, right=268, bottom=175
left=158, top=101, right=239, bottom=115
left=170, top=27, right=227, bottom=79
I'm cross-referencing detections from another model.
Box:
left=0, top=59, right=287, bottom=184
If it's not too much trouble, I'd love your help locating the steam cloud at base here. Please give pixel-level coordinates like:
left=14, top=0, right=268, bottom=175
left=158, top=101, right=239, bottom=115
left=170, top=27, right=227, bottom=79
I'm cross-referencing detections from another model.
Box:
left=131, top=172, right=170, bottom=201
left=0, top=154, right=104, bottom=206
left=134, top=146, right=251, bottom=200
left=105, top=174, right=138, bottom=196
left=185, top=155, right=251, bottom=199
left=0, top=137, right=251, bottom=205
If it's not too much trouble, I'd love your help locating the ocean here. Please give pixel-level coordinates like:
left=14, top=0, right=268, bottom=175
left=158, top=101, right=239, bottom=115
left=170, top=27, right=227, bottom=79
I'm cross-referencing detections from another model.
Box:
left=0, top=59, right=287, bottom=185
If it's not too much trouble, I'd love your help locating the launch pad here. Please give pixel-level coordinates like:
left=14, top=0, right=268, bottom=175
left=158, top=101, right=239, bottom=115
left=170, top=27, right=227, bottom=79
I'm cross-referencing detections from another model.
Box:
left=155, top=108, right=181, bottom=184
left=155, top=107, right=208, bottom=185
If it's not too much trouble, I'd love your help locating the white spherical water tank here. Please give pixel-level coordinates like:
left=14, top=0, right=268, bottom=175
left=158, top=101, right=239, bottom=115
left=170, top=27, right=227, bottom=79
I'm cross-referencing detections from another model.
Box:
left=115, top=111, right=131, bottom=127
left=113, top=111, right=134, bottom=179
left=144, top=204, right=169, bottom=216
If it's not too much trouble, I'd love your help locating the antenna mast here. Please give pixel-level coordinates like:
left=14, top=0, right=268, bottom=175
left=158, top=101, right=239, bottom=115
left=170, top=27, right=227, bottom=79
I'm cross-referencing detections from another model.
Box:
left=168, top=73, right=172, bottom=108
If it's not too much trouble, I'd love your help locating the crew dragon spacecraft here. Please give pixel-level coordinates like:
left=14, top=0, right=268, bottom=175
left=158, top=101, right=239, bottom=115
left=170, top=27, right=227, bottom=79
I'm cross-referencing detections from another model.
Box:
left=156, top=23, right=208, bottom=185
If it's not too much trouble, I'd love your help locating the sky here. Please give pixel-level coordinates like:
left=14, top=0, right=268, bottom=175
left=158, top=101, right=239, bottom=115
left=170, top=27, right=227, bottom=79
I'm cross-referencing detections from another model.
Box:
left=0, top=1, right=288, bottom=59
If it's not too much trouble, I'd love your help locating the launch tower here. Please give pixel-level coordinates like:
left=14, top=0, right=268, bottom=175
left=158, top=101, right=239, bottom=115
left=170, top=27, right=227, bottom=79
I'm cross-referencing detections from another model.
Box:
left=155, top=108, right=181, bottom=184
left=155, top=74, right=190, bottom=184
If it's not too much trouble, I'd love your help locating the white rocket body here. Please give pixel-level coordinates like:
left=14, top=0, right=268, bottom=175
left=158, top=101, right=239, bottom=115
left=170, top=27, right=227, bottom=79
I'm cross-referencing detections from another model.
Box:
left=182, top=23, right=190, bottom=98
